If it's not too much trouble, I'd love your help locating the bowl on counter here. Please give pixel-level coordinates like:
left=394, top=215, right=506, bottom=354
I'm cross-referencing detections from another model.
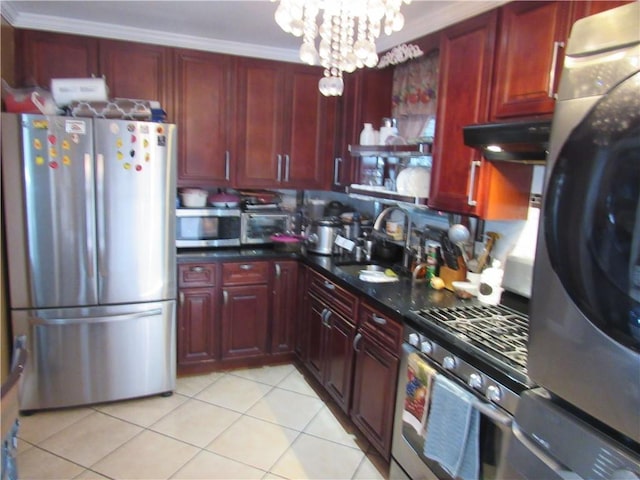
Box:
left=452, top=281, right=479, bottom=299
left=271, top=234, right=306, bottom=253
left=179, top=188, right=208, bottom=208
left=208, top=192, right=240, bottom=208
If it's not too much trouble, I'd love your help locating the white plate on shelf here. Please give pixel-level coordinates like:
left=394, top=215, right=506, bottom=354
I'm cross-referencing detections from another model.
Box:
left=396, top=167, right=431, bottom=197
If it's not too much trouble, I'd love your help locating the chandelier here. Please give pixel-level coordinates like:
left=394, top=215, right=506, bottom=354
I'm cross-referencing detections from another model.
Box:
left=273, top=0, right=411, bottom=96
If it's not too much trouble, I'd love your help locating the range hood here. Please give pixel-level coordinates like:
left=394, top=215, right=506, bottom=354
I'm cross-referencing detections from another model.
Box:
left=463, top=119, right=551, bottom=164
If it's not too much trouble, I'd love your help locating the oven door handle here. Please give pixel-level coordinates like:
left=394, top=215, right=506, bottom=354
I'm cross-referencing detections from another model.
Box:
left=468, top=396, right=513, bottom=427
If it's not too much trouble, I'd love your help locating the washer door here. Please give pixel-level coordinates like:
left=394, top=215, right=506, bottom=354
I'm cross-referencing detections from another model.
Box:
left=544, top=71, right=640, bottom=351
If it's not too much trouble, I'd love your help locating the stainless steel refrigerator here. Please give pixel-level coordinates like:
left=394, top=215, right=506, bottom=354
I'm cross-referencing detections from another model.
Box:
left=1, top=113, right=177, bottom=411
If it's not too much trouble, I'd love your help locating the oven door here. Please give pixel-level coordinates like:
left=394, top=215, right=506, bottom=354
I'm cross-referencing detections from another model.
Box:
left=391, top=343, right=513, bottom=480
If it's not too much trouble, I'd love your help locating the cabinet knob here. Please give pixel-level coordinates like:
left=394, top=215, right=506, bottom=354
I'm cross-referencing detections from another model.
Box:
left=323, top=280, right=335, bottom=290
left=239, top=264, right=253, bottom=271
left=371, top=313, right=387, bottom=326
left=190, top=266, right=204, bottom=273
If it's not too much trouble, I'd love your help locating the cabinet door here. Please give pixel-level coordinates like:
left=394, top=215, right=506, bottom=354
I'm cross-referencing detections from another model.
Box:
left=271, top=261, right=298, bottom=355
left=283, top=65, right=336, bottom=190
left=351, top=333, right=399, bottom=460
left=221, top=284, right=269, bottom=360
left=491, top=1, right=571, bottom=119
left=16, top=30, right=98, bottom=87
left=235, top=58, right=285, bottom=187
left=305, top=294, right=328, bottom=384
left=323, top=310, right=356, bottom=414
left=177, top=287, right=218, bottom=368
left=99, top=40, right=170, bottom=109
left=332, top=69, right=393, bottom=191
left=428, top=11, right=497, bottom=216
left=174, top=49, right=235, bottom=187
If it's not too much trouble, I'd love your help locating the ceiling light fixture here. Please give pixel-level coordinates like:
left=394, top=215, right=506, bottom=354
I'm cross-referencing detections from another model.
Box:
left=272, top=0, right=412, bottom=96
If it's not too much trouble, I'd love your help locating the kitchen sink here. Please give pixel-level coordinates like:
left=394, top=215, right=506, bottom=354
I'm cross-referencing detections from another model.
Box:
left=335, top=263, right=389, bottom=277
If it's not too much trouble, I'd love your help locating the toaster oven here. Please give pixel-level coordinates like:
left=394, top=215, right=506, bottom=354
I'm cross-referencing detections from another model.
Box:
left=240, top=211, right=291, bottom=245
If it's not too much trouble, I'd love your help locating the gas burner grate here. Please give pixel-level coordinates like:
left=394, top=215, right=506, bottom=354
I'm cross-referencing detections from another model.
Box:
left=415, top=304, right=529, bottom=369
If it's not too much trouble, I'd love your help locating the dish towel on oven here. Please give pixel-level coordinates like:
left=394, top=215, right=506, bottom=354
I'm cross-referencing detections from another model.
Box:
left=423, top=375, right=480, bottom=480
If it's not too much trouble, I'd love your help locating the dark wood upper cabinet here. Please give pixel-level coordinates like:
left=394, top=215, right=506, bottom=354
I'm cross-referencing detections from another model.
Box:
left=99, top=39, right=171, bottom=110
left=235, top=58, right=333, bottom=190
left=16, top=30, right=98, bottom=87
left=174, top=49, right=235, bottom=187
left=491, top=1, right=572, bottom=119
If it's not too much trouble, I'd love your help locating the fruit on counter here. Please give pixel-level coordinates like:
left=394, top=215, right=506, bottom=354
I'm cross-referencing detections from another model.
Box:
left=385, top=268, right=398, bottom=278
left=430, top=276, right=445, bottom=290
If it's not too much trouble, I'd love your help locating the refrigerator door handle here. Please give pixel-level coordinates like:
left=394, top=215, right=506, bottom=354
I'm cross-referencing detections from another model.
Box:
left=96, top=153, right=107, bottom=277
left=29, top=308, right=163, bottom=326
left=84, top=153, right=96, bottom=279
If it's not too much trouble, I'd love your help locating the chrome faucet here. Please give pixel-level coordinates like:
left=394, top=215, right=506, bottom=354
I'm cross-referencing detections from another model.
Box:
left=372, top=206, right=412, bottom=270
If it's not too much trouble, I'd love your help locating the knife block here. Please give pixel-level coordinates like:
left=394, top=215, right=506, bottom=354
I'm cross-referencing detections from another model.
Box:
left=440, top=257, right=467, bottom=291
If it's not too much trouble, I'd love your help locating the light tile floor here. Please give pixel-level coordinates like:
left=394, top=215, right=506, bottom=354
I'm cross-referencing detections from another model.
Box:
left=15, top=363, right=390, bottom=480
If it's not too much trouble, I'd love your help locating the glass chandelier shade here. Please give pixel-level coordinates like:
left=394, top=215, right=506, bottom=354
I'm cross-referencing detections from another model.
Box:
left=273, top=0, right=411, bottom=96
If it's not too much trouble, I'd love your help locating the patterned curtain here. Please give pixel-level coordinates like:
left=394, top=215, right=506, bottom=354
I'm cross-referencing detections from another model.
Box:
left=391, top=50, right=439, bottom=142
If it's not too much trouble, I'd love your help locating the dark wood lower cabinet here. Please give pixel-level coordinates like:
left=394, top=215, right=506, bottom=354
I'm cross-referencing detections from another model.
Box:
left=221, top=284, right=269, bottom=360
left=271, top=261, right=298, bottom=356
left=350, top=302, right=402, bottom=460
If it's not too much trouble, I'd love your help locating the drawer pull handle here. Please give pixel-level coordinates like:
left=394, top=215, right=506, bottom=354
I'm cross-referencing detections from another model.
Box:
left=353, top=332, right=363, bottom=353
left=240, top=264, right=253, bottom=271
left=275, top=264, right=281, bottom=278
left=190, top=266, right=205, bottom=273
left=323, top=281, right=335, bottom=290
left=223, top=290, right=228, bottom=305
left=179, top=292, right=184, bottom=305
left=371, top=314, right=387, bottom=326
left=548, top=41, right=565, bottom=99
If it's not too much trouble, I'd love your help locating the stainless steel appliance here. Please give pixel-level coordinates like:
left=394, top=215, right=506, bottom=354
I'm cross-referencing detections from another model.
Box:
left=1, top=113, right=177, bottom=411
left=502, top=388, right=640, bottom=479
left=176, top=207, right=241, bottom=248
left=391, top=302, right=533, bottom=479
left=240, top=211, right=291, bottom=245
left=526, top=2, right=640, bottom=447
left=305, top=217, right=342, bottom=255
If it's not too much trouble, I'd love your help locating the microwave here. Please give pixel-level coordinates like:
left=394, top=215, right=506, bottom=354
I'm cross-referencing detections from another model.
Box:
left=176, top=208, right=241, bottom=248
left=241, top=212, right=291, bottom=245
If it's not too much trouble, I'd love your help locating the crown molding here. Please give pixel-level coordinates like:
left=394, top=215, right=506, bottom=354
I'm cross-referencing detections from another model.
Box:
left=377, top=1, right=508, bottom=52
left=1, top=4, right=300, bottom=63
left=2, top=1, right=508, bottom=63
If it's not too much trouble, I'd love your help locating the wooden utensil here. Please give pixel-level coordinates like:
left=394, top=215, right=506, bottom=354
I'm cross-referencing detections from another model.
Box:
left=475, top=232, right=500, bottom=273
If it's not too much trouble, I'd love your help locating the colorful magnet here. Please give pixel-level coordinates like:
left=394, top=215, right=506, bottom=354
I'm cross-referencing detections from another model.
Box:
left=34, top=138, right=42, bottom=150
left=110, top=123, right=119, bottom=134
left=48, top=134, right=57, bottom=145
left=36, top=156, right=45, bottom=165
left=127, top=124, right=135, bottom=132
left=33, top=120, right=48, bottom=129
left=140, top=125, right=149, bottom=134
left=130, top=149, right=135, bottom=158
left=123, top=162, right=131, bottom=170
left=116, top=138, right=123, bottom=148
left=156, top=126, right=164, bottom=135
left=145, top=152, right=151, bottom=162
left=117, top=151, right=124, bottom=160
left=62, top=155, right=71, bottom=166
left=62, top=140, right=71, bottom=150
left=49, top=161, right=59, bottom=169
left=135, top=164, right=142, bottom=172
left=49, top=147, right=58, bottom=157
left=71, top=134, right=80, bottom=144
left=143, top=139, right=149, bottom=148
left=131, top=135, right=137, bottom=143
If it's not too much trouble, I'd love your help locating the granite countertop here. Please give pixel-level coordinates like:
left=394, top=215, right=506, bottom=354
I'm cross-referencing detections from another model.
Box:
left=177, top=247, right=471, bottom=320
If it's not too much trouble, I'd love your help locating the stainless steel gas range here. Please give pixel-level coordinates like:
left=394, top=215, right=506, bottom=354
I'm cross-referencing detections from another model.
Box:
left=391, top=300, right=532, bottom=480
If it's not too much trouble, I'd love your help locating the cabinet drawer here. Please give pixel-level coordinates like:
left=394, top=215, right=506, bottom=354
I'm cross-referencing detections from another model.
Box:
left=308, top=269, right=357, bottom=320
left=222, top=261, right=269, bottom=285
left=359, top=303, right=402, bottom=354
left=179, top=263, right=216, bottom=287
